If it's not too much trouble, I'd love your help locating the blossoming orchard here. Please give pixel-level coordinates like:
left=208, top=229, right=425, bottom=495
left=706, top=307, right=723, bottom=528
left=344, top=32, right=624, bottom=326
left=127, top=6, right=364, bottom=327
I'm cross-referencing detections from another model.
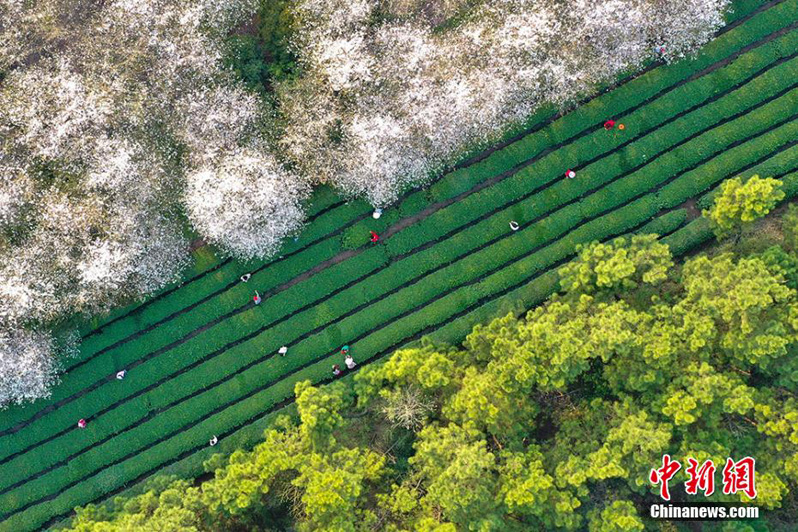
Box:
left=3, top=0, right=798, bottom=530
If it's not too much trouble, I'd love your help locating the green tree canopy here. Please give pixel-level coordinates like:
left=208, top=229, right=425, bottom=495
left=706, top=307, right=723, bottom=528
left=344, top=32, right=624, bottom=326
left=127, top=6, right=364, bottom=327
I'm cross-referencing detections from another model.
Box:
left=558, top=234, right=673, bottom=297
left=703, top=175, right=785, bottom=238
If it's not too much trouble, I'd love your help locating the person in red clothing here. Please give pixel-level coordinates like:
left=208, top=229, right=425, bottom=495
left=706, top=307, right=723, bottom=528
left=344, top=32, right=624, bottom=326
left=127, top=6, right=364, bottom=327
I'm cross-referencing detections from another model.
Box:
left=78, top=419, right=87, bottom=429
left=565, top=169, right=576, bottom=179
left=369, top=231, right=380, bottom=243
left=604, top=119, right=616, bottom=130
left=253, top=290, right=262, bottom=305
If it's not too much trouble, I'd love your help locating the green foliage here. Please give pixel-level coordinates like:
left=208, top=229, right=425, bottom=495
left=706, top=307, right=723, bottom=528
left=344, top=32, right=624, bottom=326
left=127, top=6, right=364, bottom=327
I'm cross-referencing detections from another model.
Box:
left=758, top=245, right=798, bottom=289
left=558, top=235, right=673, bottom=296
left=409, top=423, right=499, bottom=527
left=223, top=0, right=298, bottom=93
left=292, top=447, right=385, bottom=531
left=587, top=500, right=644, bottom=532
left=62, top=476, right=204, bottom=531
left=498, top=448, right=582, bottom=529
left=676, top=253, right=798, bottom=366
left=353, top=340, right=464, bottom=433
left=704, top=175, right=785, bottom=238
left=257, top=0, right=298, bottom=84
left=340, top=224, right=370, bottom=250
left=295, top=380, right=345, bottom=450
left=782, top=203, right=798, bottom=253
left=224, top=35, right=272, bottom=92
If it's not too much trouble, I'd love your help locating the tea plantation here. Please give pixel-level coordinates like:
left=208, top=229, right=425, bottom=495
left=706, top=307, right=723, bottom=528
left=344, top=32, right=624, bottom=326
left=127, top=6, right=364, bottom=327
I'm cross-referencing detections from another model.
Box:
left=2, top=0, right=798, bottom=529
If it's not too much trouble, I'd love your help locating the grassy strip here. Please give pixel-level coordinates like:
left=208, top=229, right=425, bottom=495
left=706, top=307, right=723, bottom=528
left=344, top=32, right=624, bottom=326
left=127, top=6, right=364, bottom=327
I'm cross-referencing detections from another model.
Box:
left=4, top=30, right=795, bottom=467
left=695, top=143, right=798, bottom=209
left=637, top=209, right=690, bottom=236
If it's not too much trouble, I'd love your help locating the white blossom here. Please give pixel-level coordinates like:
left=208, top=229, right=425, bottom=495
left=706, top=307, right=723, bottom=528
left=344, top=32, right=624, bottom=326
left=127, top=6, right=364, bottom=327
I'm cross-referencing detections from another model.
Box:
left=0, top=329, right=60, bottom=407
left=185, top=147, right=309, bottom=260
left=175, top=84, right=266, bottom=162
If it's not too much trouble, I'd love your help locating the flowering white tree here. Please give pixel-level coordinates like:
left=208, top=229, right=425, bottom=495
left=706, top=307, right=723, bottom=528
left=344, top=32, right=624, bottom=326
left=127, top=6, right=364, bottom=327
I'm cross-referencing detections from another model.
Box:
left=185, top=147, right=309, bottom=260
left=175, top=85, right=266, bottom=160
left=0, top=329, right=61, bottom=407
